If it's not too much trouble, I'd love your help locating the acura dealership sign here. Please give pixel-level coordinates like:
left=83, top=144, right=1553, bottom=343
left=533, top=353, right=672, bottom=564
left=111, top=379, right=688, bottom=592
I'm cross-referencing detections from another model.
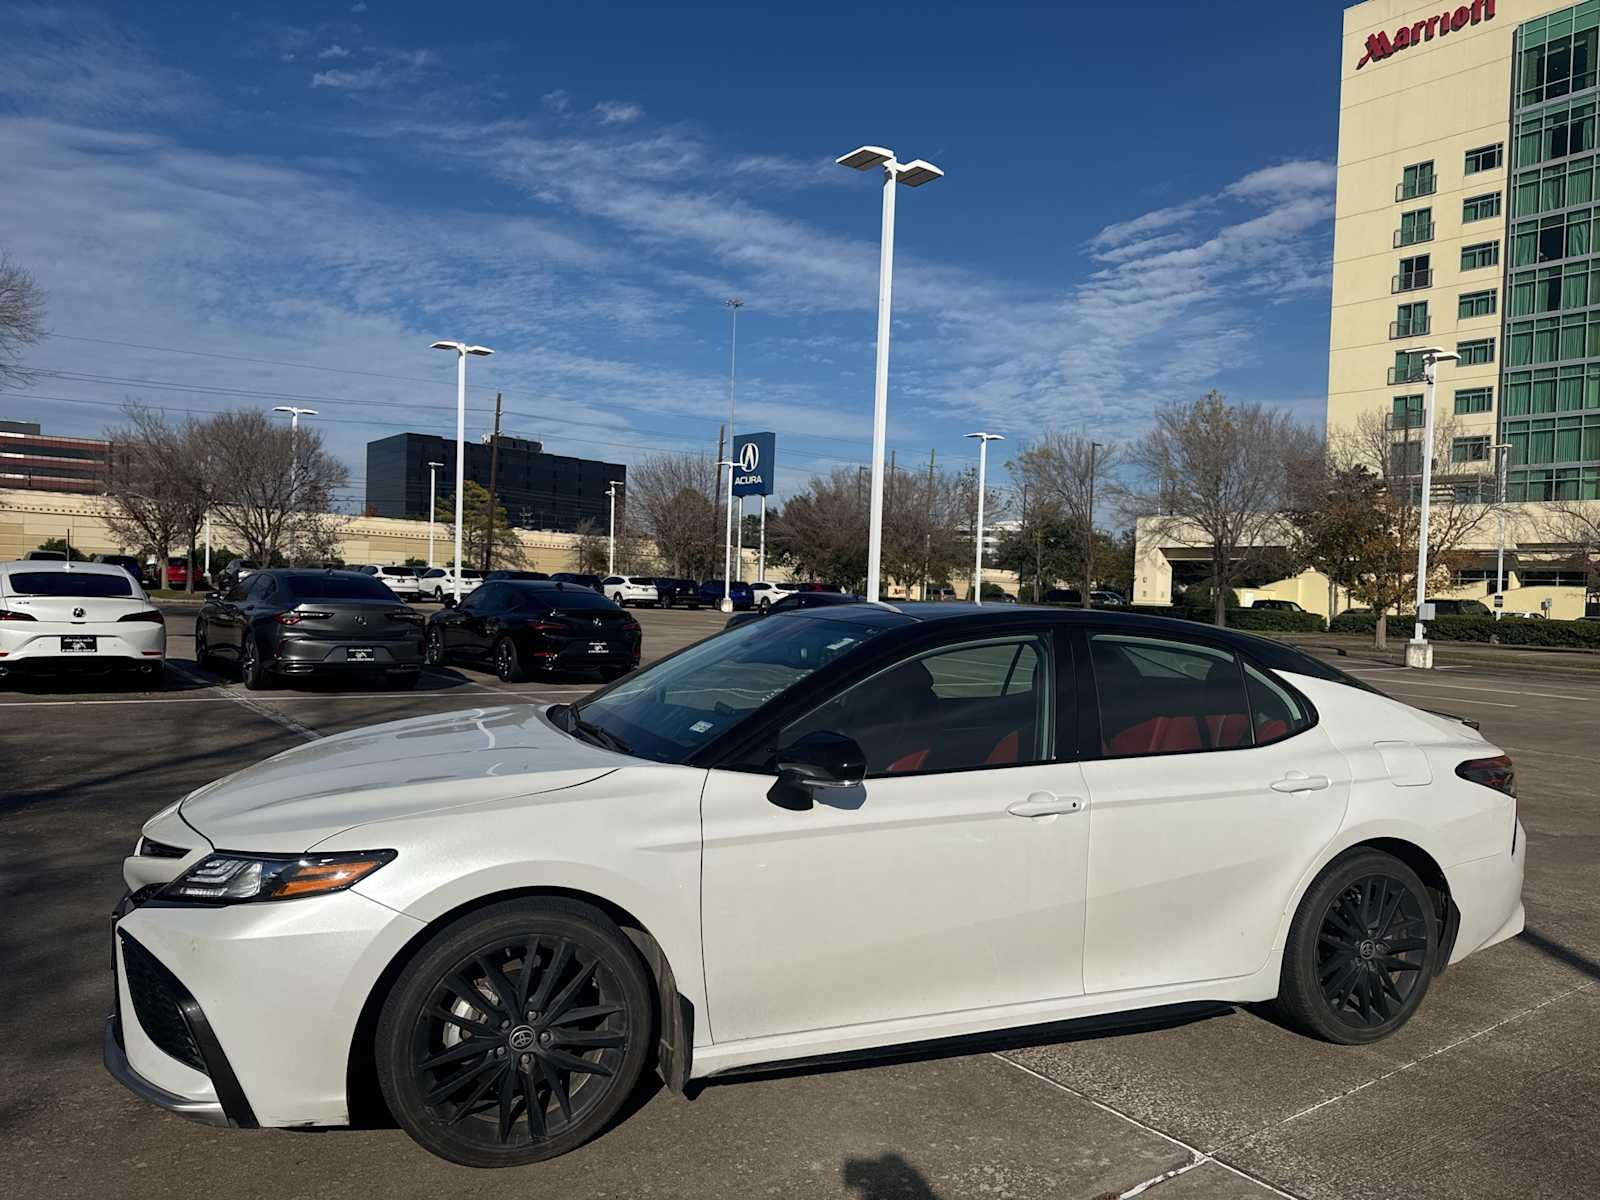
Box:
left=731, top=431, right=775, bottom=497
left=1358, top=0, right=1494, bottom=69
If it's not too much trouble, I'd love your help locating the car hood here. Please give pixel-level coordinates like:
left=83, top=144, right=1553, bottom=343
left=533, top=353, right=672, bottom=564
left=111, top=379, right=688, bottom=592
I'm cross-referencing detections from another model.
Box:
left=179, top=704, right=634, bottom=852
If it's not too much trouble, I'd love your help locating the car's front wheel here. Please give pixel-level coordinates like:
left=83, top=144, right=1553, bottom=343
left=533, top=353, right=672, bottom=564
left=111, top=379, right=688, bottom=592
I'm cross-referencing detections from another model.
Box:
left=194, top=620, right=216, bottom=671
left=375, top=898, right=653, bottom=1167
left=425, top=627, right=447, bottom=667
left=1276, top=848, right=1438, bottom=1044
left=493, top=636, right=525, bottom=683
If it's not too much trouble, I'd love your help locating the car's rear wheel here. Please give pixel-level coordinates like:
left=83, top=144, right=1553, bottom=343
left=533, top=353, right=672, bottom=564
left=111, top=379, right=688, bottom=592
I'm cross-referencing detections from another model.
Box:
left=426, top=627, right=447, bottom=667
left=240, top=634, right=270, bottom=691
left=1276, top=849, right=1437, bottom=1044
left=612, top=592, right=626, bottom=607
left=194, top=620, right=216, bottom=671
left=375, top=898, right=653, bottom=1167
left=759, top=598, right=770, bottom=612
left=493, top=636, right=525, bottom=683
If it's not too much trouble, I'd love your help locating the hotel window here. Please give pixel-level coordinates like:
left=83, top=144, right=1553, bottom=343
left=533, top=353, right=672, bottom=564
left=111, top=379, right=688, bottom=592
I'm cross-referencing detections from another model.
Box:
left=1461, top=241, right=1500, bottom=271
left=1462, top=193, right=1501, bottom=223
left=1398, top=160, right=1436, bottom=201
left=1390, top=440, right=1424, bottom=477
left=1454, top=387, right=1493, bottom=415
left=1517, top=16, right=1600, bottom=108
left=1392, top=393, right=1425, bottom=430
left=1458, top=338, right=1495, bottom=365
left=1465, top=143, right=1503, bottom=174
left=1519, top=568, right=1590, bottom=586
left=1459, top=290, right=1497, bottom=319
left=1451, top=436, right=1491, bottom=464
left=1391, top=350, right=1428, bottom=386
left=1393, top=301, right=1429, bottom=338
left=1397, top=208, right=1433, bottom=247
left=1395, top=254, right=1431, bottom=292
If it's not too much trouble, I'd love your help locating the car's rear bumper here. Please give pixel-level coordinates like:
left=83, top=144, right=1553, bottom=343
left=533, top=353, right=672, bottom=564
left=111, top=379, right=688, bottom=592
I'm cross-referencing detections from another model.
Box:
left=273, top=638, right=424, bottom=673
left=0, top=624, right=165, bottom=666
left=1445, top=819, right=1526, bottom=964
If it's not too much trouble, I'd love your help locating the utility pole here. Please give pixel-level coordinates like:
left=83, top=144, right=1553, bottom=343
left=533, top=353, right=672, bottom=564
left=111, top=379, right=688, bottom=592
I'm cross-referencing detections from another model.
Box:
left=1085, top=441, right=1101, bottom=608
left=482, top=392, right=502, bottom=572
left=714, top=424, right=725, bottom=575
left=922, top=448, right=935, bottom=600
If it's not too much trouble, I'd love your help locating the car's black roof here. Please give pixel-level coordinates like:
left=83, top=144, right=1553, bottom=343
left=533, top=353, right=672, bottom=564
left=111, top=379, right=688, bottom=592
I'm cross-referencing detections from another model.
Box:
left=782, top=602, right=1374, bottom=690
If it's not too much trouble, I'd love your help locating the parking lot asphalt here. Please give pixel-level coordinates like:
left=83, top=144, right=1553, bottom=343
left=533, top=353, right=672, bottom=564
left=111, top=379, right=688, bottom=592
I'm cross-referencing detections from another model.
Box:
left=2, top=604, right=1596, bottom=1199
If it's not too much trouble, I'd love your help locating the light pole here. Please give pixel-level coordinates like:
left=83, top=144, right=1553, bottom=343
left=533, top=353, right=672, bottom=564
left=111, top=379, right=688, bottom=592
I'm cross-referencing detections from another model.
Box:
left=607, top=480, right=624, bottom=576
left=1085, top=441, right=1102, bottom=609
left=966, top=432, right=1004, bottom=604
left=836, top=145, right=944, bottom=605
left=1492, top=440, right=1513, bottom=619
left=272, top=406, right=318, bottom=565
left=721, top=299, right=743, bottom=612
left=1407, top=348, right=1458, bottom=668
left=430, top=340, right=494, bottom=601
left=718, top=459, right=737, bottom=612
left=426, top=460, right=444, bottom=569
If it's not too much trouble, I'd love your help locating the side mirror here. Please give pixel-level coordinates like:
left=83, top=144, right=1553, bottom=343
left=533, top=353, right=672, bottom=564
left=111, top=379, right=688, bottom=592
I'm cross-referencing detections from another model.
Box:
left=769, top=731, right=866, bottom=809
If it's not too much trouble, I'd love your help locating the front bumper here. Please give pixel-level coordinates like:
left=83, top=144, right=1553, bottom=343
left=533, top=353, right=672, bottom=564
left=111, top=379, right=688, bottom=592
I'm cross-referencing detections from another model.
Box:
left=106, top=886, right=424, bottom=1128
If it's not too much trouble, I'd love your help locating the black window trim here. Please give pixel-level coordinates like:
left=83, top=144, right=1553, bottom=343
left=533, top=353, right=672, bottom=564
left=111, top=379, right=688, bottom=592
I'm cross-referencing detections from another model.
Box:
left=1075, top=623, right=1320, bottom=762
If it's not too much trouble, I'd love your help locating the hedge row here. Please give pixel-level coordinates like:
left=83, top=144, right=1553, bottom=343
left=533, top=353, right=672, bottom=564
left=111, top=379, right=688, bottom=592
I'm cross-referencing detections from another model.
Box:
left=1329, top=611, right=1600, bottom=647
left=1127, top=606, right=1328, bottom=633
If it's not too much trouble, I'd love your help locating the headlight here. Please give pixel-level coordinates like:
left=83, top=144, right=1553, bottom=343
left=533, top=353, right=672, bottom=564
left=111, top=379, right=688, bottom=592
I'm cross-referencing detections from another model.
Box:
left=161, top=850, right=396, bottom=903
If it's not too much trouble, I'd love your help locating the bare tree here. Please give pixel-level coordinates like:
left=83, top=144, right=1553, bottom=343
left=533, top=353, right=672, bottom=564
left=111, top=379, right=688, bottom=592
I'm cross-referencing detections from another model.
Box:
left=1331, top=409, right=1498, bottom=647
left=881, top=462, right=972, bottom=596
left=0, top=251, right=45, bottom=390
left=1128, top=390, right=1318, bottom=627
left=204, top=410, right=349, bottom=564
left=1012, top=433, right=1121, bottom=605
left=767, top=467, right=869, bottom=589
left=102, top=405, right=190, bottom=589
left=571, top=518, right=610, bottom=575
left=1542, top=499, right=1600, bottom=596
left=626, top=452, right=721, bottom=577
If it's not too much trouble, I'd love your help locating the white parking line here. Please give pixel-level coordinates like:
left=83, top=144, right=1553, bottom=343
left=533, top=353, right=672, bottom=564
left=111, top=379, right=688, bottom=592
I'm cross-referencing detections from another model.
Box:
left=1364, top=677, right=1594, bottom=702
left=1382, top=691, right=1517, bottom=708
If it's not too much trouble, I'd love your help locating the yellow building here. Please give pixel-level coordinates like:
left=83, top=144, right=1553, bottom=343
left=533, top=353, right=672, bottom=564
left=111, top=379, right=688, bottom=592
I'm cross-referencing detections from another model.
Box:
left=1137, top=0, right=1599, bottom=619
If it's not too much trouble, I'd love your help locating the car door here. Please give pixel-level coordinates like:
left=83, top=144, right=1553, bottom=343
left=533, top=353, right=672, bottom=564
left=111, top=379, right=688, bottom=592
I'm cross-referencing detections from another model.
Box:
left=1075, top=628, right=1352, bottom=995
left=452, top=584, right=500, bottom=658
left=699, top=627, right=1091, bottom=1044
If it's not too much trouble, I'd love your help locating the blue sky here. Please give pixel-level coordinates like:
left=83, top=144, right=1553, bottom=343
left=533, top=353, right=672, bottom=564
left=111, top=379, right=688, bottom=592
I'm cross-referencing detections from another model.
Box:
left=0, top=1, right=1349, bottom=511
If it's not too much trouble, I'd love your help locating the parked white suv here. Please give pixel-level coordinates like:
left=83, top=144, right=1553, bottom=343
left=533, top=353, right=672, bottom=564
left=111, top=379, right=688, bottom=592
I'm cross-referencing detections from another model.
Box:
left=368, top=565, right=423, bottom=600
left=602, top=575, right=658, bottom=607
left=418, top=567, right=483, bottom=602
left=0, top=560, right=165, bottom=684
left=748, top=580, right=794, bottom=611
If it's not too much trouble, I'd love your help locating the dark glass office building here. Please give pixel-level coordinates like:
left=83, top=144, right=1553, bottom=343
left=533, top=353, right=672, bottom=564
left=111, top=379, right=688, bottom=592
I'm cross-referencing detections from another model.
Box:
left=365, top=433, right=624, bottom=532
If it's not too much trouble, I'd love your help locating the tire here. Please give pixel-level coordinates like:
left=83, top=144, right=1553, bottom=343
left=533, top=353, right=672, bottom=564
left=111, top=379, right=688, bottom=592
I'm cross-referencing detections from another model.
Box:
left=426, top=627, right=447, bottom=668
left=759, top=598, right=770, bottom=613
left=435, top=586, right=446, bottom=603
left=194, top=620, right=216, bottom=671
left=1276, top=849, right=1438, bottom=1045
left=612, top=592, right=625, bottom=607
left=493, top=636, right=526, bottom=683
left=375, top=898, right=654, bottom=1167
left=240, top=633, right=271, bottom=691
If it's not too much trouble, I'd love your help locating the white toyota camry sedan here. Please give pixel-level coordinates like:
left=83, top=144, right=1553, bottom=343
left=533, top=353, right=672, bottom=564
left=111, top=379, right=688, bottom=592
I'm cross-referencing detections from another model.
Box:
left=1, top=559, right=166, bottom=683
left=106, top=605, right=1524, bottom=1166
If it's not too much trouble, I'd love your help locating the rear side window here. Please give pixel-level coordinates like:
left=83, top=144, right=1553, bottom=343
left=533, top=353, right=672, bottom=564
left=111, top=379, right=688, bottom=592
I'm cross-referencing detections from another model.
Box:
left=1244, top=664, right=1312, bottom=745
left=1089, top=633, right=1252, bottom=757
left=5, top=571, right=134, bottom=598
left=285, top=575, right=395, bottom=600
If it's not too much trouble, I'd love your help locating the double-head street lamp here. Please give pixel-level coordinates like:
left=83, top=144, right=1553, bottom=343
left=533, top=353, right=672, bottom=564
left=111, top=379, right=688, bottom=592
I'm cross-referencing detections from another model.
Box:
left=1407, top=348, right=1458, bottom=667
left=430, top=340, right=494, bottom=601
left=965, top=432, right=1004, bottom=604
left=1491, top=440, right=1513, bottom=619
left=607, top=480, right=625, bottom=576
left=272, top=407, right=318, bottom=565
left=836, top=145, right=944, bottom=604
left=426, top=460, right=444, bottom=569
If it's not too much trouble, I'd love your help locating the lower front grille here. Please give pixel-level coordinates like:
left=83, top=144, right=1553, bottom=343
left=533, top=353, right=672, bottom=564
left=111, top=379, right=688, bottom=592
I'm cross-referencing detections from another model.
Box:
left=120, top=934, right=207, bottom=1074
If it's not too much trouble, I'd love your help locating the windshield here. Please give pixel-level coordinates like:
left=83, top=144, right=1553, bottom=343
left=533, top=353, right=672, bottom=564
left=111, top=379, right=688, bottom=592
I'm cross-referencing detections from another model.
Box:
left=7, top=571, right=135, bottom=597
left=575, top=614, right=885, bottom=763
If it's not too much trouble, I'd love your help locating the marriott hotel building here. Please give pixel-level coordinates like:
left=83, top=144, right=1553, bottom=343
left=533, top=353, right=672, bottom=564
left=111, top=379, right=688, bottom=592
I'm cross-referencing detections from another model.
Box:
left=1334, top=0, right=1600, bottom=505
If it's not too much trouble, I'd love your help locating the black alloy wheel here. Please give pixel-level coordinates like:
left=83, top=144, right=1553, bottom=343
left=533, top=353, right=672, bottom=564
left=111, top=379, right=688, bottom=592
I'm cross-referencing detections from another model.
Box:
left=376, top=899, right=652, bottom=1167
left=493, top=636, right=525, bottom=683
left=240, top=634, right=269, bottom=691
left=426, top=627, right=447, bottom=667
left=194, top=620, right=215, bottom=671
left=759, top=598, right=770, bottom=612
left=1277, top=849, right=1437, bottom=1044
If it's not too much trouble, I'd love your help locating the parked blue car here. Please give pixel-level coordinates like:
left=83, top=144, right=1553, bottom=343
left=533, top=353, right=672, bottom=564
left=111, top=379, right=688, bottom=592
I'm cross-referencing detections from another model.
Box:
left=698, top=579, right=753, bottom=609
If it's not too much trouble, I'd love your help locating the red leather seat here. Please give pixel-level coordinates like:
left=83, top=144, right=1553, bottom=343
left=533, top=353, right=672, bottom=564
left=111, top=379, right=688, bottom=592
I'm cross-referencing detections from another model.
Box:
left=888, top=749, right=930, bottom=773
left=1205, top=714, right=1252, bottom=749
left=985, top=730, right=1021, bottom=765
left=1108, top=716, right=1204, bottom=756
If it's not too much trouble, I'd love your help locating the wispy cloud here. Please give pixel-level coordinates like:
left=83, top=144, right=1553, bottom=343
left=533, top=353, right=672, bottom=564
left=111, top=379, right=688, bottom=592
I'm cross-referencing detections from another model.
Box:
left=541, top=88, right=569, bottom=113
left=310, top=47, right=435, bottom=91
left=594, top=100, right=643, bottom=125
left=350, top=1, right=368, bottom=11
left=317, top=43, right=351, bottom=60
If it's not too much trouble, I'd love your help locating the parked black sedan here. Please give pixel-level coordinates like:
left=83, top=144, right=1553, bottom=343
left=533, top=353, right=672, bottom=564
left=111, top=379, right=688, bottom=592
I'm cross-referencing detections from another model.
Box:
left=725, top=590, right=864, bottom=629
left=424, top=580, right=641, bottom=682
left=655, top=577, right=700, bottom=607
left=195, top=569, right=425, bottom=690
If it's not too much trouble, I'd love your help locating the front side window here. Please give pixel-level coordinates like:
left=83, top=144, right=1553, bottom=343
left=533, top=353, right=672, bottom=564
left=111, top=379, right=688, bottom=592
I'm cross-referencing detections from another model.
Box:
left=779, top=635, right=1055, bottom=776
left=1088, top=633, right=1254, bottom=757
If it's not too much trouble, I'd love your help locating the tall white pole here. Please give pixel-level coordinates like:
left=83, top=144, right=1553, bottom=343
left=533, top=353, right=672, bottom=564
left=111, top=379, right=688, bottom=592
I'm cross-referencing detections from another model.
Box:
left=734, top=496, right=743, bottom=582
left=203, top=511, right=211, bottom=581
left=608, top=486, right=617, bottom=576
left=758, top=494, right=766, bottom=582
left=865, top=165, right=897, bottom=605
left=1410, top=352, right=1449, bottom=650
left=722, top=300, right=741, bottom=611
left=1494, top=441, right=1510, bottom=620
left=427, top=464, right=438, bottom=569
left=452, top=349, right=466, bottom=602
left=973, top=439, right=988, bottom=605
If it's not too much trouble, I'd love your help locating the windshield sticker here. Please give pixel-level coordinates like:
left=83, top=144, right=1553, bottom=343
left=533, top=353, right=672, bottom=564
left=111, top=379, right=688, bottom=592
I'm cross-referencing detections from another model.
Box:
left=826, top=638, right=857, bottom=651
left=690, top=720, right=714, bottom=734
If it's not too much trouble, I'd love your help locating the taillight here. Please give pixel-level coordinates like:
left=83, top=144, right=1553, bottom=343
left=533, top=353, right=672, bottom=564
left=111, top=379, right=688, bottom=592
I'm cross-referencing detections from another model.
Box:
left=523, top=620, right=567, bottom=633
left=1456, top=754, right=1515, bottom=797
left=386, top=609, right=422, bottom=624
left=118, top=610, right=165, bottom=624
left=274, top=610, right=333, bottom=625
left=0, top=610, right=36, bottom=622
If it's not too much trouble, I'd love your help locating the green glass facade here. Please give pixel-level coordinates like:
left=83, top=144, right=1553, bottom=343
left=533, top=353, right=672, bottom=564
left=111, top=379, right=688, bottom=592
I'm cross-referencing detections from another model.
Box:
left=1504, top=0, right=1600, bottom=500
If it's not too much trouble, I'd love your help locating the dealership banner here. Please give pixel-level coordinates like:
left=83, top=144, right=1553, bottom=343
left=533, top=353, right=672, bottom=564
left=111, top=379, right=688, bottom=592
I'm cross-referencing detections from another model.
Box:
left=731, top=432, right=775, bottom=497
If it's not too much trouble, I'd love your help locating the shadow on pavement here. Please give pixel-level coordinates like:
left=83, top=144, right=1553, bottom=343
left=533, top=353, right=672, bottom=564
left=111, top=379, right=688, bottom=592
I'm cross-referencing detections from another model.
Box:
left=1519, top=927, right=1600, bottom=982
left=843, top=1152, right=942, bottom=1200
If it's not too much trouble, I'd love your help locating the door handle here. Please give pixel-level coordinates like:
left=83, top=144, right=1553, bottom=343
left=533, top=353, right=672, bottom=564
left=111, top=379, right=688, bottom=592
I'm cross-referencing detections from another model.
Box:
left=1270, top=772, right=1331, bottom=793
left=1007, top=792, right=1084, bottom=818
